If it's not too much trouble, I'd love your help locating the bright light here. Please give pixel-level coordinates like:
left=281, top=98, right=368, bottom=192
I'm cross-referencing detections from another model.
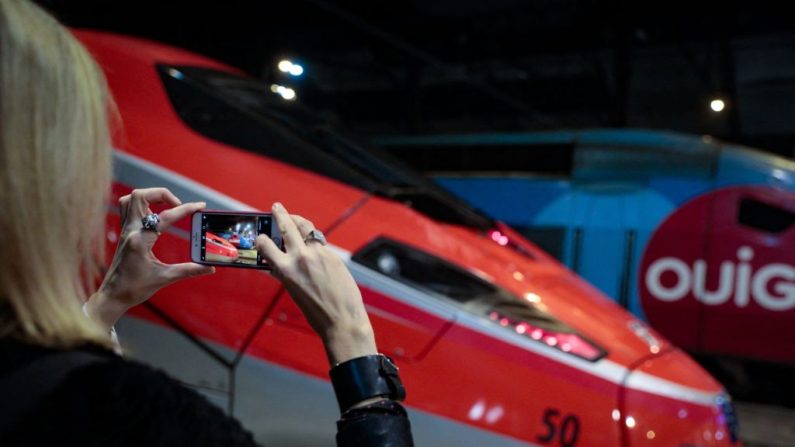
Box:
left=167, top=68, right=184, bottom=80
left=524, top=292, right=540, bottom=303
left=710, top=98, right=726, bottom=112
left=271, top=84, right=297, bottom=101
left=467, top=401, right=486, bottom=421
left=377, top=252, right=400, bottom=275
left=278, top=60, right=293, bottom=72
left=646, top=430, right=656, bottom=440
left=485, top=406, right=504, bottom=424
left=280, top=87, right=296, bottom=100
left=278, top=60, right=304, bottom=76
left=611, top=409, right=621, bottom=421
left=650, top=345, right=660, bottom=354
left=625, top=416, right=636, bottom=428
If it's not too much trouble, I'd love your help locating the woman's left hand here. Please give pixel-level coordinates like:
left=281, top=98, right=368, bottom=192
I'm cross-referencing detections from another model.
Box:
left=86, top=187, right=215, bottom=333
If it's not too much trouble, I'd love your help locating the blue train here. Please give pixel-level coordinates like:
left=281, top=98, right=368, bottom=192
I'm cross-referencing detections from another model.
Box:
left=375, top=129, right=795, bottom=379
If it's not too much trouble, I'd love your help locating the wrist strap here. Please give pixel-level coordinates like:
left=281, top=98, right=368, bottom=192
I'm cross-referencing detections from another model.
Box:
left=329, top=354, right=406, bottom=413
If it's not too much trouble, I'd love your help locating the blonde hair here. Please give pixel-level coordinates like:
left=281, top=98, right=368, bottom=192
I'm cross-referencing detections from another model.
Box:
left=0, top=0, right=113, bottom=347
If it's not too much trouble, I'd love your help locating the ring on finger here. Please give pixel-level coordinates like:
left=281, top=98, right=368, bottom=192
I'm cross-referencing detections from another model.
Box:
left=141, top=213, right=161, bottom=233
left=304, top=229, right=327, bottom=246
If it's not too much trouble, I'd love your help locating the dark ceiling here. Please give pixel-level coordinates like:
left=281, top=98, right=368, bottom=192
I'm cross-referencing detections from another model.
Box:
left=42, top=0, right=795, bottom=157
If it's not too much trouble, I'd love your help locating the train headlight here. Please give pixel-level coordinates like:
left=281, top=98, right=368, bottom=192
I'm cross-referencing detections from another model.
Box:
left=354, top=238, right=606, bottom=362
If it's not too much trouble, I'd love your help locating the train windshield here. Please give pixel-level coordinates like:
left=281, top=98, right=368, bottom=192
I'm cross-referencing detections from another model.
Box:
left=158, top=65, right=494, bottom=230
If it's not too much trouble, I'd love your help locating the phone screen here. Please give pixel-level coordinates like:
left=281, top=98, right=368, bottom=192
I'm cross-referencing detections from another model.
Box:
left=199, top=212, right=274, bottom=267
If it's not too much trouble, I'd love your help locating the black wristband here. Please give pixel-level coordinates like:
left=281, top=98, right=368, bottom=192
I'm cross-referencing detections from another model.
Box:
left=329, top=354, right=406, bottom=413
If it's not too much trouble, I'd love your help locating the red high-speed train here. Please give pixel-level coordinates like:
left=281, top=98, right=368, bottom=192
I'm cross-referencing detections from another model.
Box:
left=77, top=30, right=741, bottom=446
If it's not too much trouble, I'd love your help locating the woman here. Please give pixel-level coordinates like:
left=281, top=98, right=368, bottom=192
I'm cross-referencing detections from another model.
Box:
left=0, top=0, right=413, bottom=445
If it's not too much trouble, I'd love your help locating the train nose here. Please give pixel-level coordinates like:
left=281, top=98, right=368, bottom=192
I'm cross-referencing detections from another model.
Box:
left=619, top=348, right=741, bottom=446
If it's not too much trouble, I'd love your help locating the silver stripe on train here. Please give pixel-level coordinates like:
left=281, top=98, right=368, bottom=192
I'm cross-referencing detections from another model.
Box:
left=118, top=318, right=539, bottom=447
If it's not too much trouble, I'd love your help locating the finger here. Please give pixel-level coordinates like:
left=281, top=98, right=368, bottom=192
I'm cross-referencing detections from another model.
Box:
left=118, top=194, right=131, bottom=226
left=290, top=215, right=316, bottom=238
left=163, top=263, right=216, bottom=283
left=272, top=203, right=303, bottom=252
left=158, top=201, right=207, bottom=232
left=128, top=188, right=182, bottom=221
left=257, top=234, right=288, bottom=267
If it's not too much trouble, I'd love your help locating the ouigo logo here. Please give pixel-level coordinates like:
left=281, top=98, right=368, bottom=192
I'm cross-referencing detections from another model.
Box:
left=640, top=186, right=795, bottom=314
left=645, top=246, right=795, bottom=311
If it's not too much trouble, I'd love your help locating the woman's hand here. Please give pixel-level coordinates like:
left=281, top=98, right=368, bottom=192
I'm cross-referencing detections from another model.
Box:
left=85, top=188, right=215, bottom=333
left=257, top=202, right=377, bottom=366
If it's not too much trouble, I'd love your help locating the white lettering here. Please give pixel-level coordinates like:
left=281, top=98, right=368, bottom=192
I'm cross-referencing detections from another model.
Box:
left=693, top=260, right=734, bottom=305
left=735, top=247, right=753, bottom=308
left=645, top=247, right=795, bottom=312
left=752, top=264, right=795, bottom=311
left=646, top=257, right=691, bottom=302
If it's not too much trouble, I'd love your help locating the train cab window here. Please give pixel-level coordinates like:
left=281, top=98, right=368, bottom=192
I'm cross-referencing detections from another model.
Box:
left=157, top=65, right=376, bottom=192
left=353, top=238, right=606, bottom=361
left=157, top=65, right=496, bottom=231
left=738, top=198, right=795, bottom=233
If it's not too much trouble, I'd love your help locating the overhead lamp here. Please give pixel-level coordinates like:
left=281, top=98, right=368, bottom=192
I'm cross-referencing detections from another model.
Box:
left=270, top=84, right=297, bottom=101
left=277, top=59, right=304, bottom=76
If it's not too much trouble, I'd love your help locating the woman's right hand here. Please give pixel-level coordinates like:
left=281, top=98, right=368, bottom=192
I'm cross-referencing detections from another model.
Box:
left=256, top=202, right=377, bottom=366
left=86, top=188, right=215, bottom=333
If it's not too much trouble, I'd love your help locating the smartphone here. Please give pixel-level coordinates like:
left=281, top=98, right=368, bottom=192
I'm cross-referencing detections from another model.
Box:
left=191, top=210, right=283, bottom=270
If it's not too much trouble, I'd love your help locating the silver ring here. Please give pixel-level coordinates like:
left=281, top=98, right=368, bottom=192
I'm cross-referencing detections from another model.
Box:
left=304, top=229, right=327, bottom=246
left=141, top=213, right=160, bottom=232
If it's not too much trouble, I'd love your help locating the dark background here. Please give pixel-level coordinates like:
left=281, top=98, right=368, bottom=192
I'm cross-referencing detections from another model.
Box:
left=42, top=0, right=795, bottom=158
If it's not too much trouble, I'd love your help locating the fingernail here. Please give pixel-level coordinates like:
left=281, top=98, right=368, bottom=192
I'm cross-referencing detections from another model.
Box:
left=273, top=202, right=284, bottom=211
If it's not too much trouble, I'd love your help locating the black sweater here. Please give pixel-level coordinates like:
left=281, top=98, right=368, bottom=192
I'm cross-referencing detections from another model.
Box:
left=0, top=340, right=413, bottom=446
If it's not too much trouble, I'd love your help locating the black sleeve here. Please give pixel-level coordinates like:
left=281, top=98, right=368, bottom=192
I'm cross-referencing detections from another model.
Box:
left=13, top=358, right=261, bottom=447
left=336, top=400, right=415, bottom=447
left=14, top=356, right=413, bottom=447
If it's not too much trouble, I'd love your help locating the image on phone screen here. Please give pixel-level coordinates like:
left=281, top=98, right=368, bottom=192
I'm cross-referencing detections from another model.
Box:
left=200, top=213, right=273, bottom=267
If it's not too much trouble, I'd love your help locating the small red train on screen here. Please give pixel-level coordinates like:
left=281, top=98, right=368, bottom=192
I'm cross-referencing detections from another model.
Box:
left=204, top=232, right=238, bottom=263
left=77, top=30, right=742, bottom=446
